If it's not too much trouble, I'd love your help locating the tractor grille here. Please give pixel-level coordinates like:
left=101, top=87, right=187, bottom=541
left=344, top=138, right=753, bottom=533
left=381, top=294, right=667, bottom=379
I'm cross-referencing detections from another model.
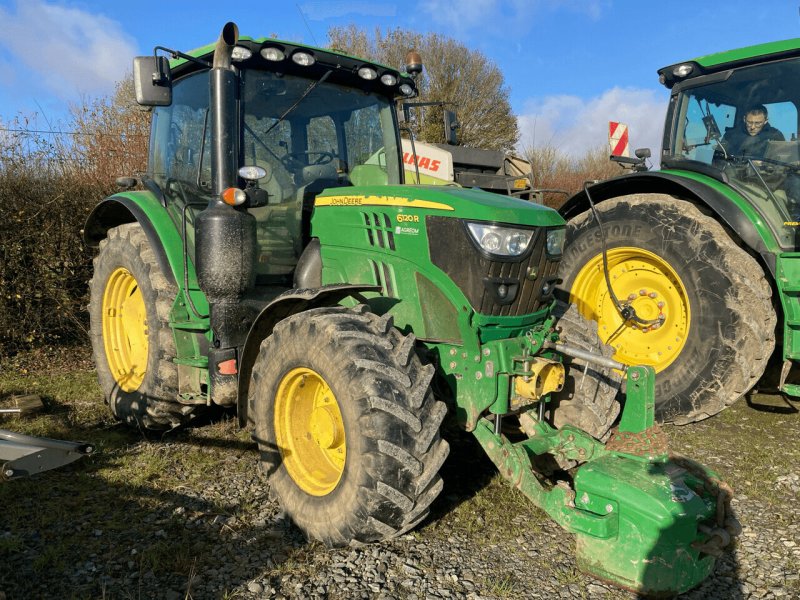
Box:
left=427, top=216, right=560, bottom=317
left=361, top=211, right=396, bottom=251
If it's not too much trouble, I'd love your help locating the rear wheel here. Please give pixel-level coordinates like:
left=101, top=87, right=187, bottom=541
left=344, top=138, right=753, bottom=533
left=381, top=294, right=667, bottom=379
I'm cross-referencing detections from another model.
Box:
left=558, top=195, right=776, bottom=424
left=89, top=223, right=198, bottom=430
left=249, top=305, right=449, bottom=546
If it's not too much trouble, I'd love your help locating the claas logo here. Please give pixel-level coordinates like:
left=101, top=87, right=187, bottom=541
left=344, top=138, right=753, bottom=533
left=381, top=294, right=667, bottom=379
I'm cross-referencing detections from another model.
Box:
left=402, top=152, right=441, bottom=172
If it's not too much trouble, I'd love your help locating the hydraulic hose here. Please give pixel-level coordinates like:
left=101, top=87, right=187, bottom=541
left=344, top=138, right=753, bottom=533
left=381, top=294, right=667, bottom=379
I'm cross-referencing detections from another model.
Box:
left=584, top=181, right=664, bottom=328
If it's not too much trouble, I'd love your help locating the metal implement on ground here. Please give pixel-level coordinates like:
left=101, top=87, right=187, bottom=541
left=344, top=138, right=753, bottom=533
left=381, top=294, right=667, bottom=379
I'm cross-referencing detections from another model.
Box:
left=83, top=22, right=737, bottom=596
left=558, top=38, right=800, bottom=430
left=1, top=429, right=94, bottom=480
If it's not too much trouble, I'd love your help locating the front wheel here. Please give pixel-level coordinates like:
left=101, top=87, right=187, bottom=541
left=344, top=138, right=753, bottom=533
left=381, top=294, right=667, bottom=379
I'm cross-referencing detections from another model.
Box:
left=558, top=195, right=776, bottom=424
left=249, top=305, right=449, bottom=546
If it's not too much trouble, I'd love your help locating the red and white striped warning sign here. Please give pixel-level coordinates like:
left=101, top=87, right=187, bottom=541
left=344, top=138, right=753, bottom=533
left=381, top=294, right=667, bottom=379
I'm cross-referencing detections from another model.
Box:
left=608, top=121, right=630, bottom=157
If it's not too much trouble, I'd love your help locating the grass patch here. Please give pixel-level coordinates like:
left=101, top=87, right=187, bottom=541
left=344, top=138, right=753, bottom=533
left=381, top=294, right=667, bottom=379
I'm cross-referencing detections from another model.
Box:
left=665, top=393, right=800, bottom=507
left=485, top=572, right=521, bottom=597
left=2, top=346, right=798, bottom=598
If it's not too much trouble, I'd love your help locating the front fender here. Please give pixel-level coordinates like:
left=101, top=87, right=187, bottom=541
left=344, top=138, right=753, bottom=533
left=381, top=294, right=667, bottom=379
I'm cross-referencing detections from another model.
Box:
left=236, top=284, right=380, bottom=427
left=84, top=191, right=198, bottom=288
left=559, top=171, right=776, bottom=276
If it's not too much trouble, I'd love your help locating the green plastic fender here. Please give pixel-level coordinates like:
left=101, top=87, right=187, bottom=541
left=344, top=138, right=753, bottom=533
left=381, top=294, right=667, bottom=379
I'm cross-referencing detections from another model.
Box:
left=236, top=284, right=380, bottom=427
left=84, top=191, right=201, bottom=289
left=560, top=170, right=780, bottom=275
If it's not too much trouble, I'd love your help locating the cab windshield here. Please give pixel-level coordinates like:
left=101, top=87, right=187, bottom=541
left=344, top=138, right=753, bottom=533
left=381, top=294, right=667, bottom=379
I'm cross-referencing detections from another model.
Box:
left=241, top=70, right=402, bottom=200
left=668, top=57, right=800, bottom=248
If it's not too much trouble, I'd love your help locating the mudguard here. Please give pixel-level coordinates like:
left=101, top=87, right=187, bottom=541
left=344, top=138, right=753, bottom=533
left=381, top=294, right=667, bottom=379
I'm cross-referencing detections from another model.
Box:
left=83, top=191, right=200, bottom=288
left=236, top=284, right=380, bottom=426
left=559, top=171, right=776, bottom=276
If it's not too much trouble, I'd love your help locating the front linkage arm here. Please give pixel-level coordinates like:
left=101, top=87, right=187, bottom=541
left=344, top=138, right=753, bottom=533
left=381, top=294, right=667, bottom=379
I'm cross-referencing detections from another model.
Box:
left=471, top=334, right=740, bottom=596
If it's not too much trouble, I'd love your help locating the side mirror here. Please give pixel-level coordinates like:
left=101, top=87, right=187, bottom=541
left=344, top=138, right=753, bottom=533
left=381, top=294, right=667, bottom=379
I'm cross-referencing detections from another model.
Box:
left=133, top=56, right=172, bottom=106
left=635, top=148, right=651, bottom=159
left=443, top=109, right=459, bottom=145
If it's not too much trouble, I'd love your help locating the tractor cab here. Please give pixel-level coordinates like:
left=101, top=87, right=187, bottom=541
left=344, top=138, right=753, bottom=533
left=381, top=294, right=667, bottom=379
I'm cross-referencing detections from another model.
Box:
left=660, top=44, right=800, bottom=249
left=138, top=36, right=415, bottom=282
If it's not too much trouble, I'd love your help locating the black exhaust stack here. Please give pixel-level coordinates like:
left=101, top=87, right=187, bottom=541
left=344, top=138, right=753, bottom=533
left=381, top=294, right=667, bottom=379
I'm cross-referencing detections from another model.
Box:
left=194, top=22, right=257, bottom=403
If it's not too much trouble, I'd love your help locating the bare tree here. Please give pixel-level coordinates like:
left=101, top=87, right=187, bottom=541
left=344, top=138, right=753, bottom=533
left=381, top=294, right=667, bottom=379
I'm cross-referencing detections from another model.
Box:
left=522, top=143, right=622, bottom=208
left=69, top=75, right=150, bottom=189
left=328, top=26, right=519, bottom=152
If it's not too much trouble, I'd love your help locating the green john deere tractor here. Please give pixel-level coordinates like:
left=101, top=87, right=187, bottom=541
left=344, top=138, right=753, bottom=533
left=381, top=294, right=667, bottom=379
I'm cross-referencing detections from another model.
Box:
left=559, top=38, right=800, bottom=428
left=84, top=23, right=737, bottom=596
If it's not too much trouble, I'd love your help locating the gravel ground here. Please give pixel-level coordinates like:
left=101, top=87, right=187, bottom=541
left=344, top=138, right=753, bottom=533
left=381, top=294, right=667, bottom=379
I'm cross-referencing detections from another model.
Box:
left=1, top=364, right=799, bottom=600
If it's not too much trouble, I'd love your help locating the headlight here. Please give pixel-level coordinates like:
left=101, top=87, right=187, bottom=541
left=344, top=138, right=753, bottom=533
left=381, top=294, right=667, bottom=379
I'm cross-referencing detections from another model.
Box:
left=546, top=228, right=565, bottom=256
left=467, top=222, right=534, bottom=257
left=292, top=51, right=315, bottom=66
left=261, top=46, right=286, bottom=62
left=358, top=66, right=378, bottom=80
left=672, top=63, right=693, bottom=78
left=231, top=46, right=252, bottom=61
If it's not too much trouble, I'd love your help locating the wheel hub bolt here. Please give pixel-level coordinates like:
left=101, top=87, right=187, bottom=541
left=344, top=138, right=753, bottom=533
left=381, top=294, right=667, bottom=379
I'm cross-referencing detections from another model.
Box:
left=627, top=293, right=636, bottom=301
left=649, top=292, right=657, bottom=298
left=639, top=289, right=647, bottom=296
left=657, top=301, right=665, bottom=308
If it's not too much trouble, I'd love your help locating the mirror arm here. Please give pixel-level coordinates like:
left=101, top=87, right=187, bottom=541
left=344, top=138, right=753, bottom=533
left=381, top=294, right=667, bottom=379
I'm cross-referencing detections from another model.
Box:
left=154, top=46, right=212, bottom=73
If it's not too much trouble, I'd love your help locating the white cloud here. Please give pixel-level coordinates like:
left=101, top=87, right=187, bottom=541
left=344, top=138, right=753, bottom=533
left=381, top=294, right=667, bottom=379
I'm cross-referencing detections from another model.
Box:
left=0, top=58, right=16, bottom=88
left=0, top=1, right=137, bottom=101
left=517, top=87, right=668, bottom=159
left=419, top=0, right=607, bottom=34
left=300, top=2, right=397, bottom=20
left=420, top=0, right=500, bottom=31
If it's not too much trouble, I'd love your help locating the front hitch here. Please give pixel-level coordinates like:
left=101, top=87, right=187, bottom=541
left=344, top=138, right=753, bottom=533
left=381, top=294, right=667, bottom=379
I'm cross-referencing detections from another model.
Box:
left=471, top=365, right=739, bottom=597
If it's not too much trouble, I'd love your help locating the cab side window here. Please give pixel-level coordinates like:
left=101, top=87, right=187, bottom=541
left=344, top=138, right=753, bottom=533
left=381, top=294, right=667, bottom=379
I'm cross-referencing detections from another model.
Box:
left=763, top=101, right=798, bottom=141
left=679, top=94, right=735, bottom=165
left=149, top=70, right=211, bottom=191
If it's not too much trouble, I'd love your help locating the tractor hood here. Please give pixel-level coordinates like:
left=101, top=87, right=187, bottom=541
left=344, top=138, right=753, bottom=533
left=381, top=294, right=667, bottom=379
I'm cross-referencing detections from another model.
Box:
left=315, top=185, right=564, bottom=228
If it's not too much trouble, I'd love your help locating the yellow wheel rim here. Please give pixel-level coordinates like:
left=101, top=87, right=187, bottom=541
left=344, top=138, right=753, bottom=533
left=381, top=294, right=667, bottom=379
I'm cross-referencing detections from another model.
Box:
left=570, top=247, right=690, bottom=372
left=274, top=367, right=346, bottom=496
left=102, top=267, right=149, bottom=392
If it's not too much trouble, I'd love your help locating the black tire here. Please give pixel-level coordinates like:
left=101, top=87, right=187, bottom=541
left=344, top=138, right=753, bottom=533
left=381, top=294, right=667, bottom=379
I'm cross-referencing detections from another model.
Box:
left=549, top=300, right=622, bottom=440
left=558, top=195, right=776, bottom=424
left=89, top=223, right=198, bottom=430
left=249, top=305, right=449, bottom=546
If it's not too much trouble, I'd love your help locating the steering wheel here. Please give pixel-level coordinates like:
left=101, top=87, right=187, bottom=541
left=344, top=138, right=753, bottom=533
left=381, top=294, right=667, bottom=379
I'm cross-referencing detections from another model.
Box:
left=282, top=151, right=335, bottom=169
left=719, top=153, right=800, bottom=172
left=748, top=156, right=800, bottom=173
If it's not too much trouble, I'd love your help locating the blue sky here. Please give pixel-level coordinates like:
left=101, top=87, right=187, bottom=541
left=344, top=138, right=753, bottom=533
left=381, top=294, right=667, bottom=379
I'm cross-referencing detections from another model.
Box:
left=1, top=0, right=799, bottom=156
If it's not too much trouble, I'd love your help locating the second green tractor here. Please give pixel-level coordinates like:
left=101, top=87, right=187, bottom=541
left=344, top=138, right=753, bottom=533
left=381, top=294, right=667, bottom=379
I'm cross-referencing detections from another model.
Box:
left=559, top=37, right=800, bottom=427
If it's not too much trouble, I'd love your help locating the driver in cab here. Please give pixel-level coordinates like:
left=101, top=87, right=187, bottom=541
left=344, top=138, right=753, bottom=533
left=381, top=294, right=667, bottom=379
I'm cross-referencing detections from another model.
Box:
left=715, top=104, right=800, bottom=221
left=717, top=104, right=784, bottom=158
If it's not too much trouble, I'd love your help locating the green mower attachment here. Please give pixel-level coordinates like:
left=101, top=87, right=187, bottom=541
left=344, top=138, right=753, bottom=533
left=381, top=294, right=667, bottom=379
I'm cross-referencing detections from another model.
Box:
left=474, top=365, right=739, bottom=597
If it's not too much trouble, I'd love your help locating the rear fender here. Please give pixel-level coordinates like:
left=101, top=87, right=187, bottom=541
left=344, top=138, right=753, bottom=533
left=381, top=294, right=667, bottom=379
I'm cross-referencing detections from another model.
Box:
left=84, top=191, right=198, bottom=288
left=559, top=171, right=776, bottom=276
left=236, top=284, right=380, bottom=427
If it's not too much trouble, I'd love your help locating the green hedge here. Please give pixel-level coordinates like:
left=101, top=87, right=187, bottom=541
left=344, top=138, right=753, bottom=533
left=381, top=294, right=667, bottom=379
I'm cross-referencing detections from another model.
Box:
left=0, top=169, right=111, bottom=356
